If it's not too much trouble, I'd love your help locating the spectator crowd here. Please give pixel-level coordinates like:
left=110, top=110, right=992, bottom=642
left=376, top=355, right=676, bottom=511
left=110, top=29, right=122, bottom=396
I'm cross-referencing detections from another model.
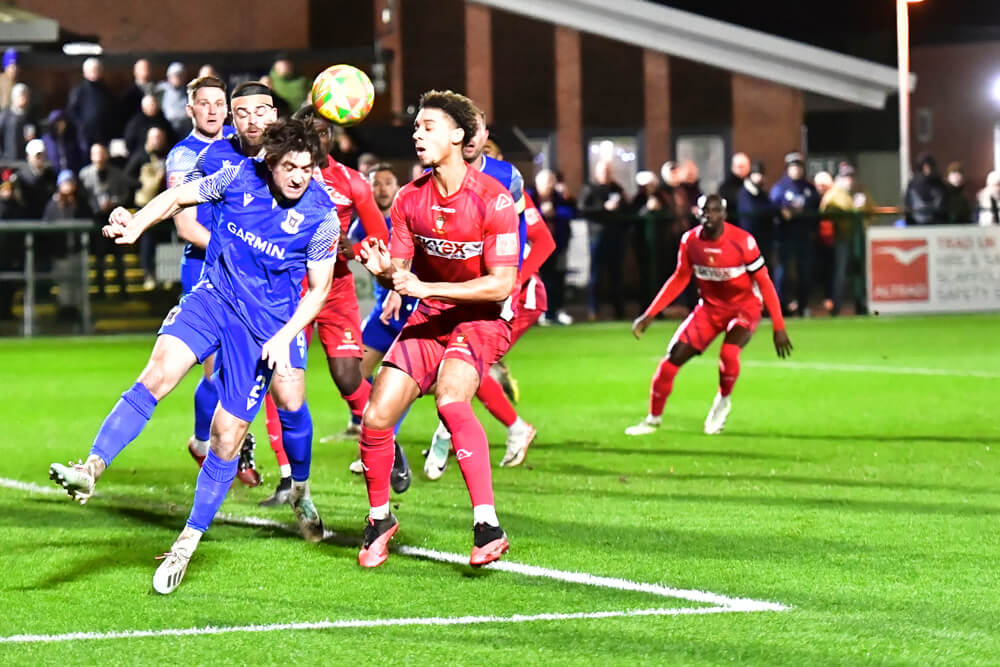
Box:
left=1, top=46, right=997, bottom=325
left=573, top=146, right=998, bottom=321
left=0, top=52, right=318, bottom=320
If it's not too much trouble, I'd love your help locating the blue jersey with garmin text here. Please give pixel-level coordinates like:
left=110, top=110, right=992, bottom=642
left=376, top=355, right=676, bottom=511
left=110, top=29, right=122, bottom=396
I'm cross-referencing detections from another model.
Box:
left=165, top=126, right=234, bottom=262
left=195, top=160, right=339, bottom=341
left=478, top=155, right=528, bottom=267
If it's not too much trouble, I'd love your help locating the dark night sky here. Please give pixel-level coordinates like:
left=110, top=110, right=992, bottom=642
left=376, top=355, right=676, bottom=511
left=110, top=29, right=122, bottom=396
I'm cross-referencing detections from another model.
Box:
left=653, top=1, right=1000, bottom=64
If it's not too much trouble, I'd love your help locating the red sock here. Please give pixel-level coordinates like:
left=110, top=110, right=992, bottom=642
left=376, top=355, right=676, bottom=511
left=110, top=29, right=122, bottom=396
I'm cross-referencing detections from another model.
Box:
left=438, top=402, right=494, bottom=506
left=342, top=379, right=372, bottom=421
left=719, top=343, right=741, bottom=397
left=476, top=374, right=517, bottom=428
left=650, top=359, right=679, bottom=417
left=359, top=425, right=394, bottom=508
left=264, top=393, right=289, bottom=467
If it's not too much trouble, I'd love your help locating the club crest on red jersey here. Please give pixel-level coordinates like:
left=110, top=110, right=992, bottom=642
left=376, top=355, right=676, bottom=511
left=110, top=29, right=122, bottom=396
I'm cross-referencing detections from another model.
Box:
left=431, top=204, right=453, bottom=234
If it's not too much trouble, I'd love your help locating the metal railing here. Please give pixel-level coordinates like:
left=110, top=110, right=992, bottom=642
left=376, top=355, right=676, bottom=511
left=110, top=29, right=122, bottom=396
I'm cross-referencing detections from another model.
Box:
left=0, top=219, right=93, bottom=336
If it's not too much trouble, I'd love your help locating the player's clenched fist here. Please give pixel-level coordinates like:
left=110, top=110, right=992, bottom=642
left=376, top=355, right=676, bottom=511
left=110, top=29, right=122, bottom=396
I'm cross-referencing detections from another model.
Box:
left=357, top=237, right=391, bottom=276
left=392, top=270, right=428, bottom=299
left=102, top=206, right=132, bottom=239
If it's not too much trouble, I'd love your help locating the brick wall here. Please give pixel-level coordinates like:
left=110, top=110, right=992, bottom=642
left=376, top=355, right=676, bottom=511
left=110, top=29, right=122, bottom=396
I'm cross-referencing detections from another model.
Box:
left=731, top=73, right=804, bottom=184
left=911, top=41, right=1000, bottom=191
left=14, top=0, right=309, bottom=52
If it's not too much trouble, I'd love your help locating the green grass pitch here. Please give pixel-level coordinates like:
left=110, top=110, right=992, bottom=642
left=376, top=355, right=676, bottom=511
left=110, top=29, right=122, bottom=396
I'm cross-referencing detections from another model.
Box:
left=0, top=314, right=997, bottom=664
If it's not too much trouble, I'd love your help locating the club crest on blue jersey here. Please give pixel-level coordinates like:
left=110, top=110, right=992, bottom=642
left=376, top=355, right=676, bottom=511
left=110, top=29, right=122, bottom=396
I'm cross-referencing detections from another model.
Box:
left=281, top=209, right=305, bottom=235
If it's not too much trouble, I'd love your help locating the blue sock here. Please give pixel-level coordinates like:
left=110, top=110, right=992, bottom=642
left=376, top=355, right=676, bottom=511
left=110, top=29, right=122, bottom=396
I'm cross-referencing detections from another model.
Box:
left=393, top=403, right=411, bottom=436
left=89, top=382, right=158, bottom=466
left=193, top=376, right=218, bottom=442
left=277, top=403, right=313, bottom=482
left=186, top=449, right=238, bottom=533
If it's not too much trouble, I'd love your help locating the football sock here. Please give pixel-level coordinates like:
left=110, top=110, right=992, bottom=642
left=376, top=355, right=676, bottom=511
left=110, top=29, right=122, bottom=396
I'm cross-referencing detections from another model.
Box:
left=476, top=374, right=518, bottom=428
left=342, top=379, right=371, bottom=423
left=264, top=394, right=289, bottom=467
left=186, top=449, right=238, bottom=532
left=279, top=464, right=291, bottom=478
left=719, top=343, right=741, bottom=398
left=649, top=359, right=679, bottom=418
left=360, top=426, right=395, bottom=509
left=439, top=402, right=494, bottom=507
left=90, top=382, right=158, bottom=467
left=192, top=375, right=218, bottom=443
left=277, top=403, right=313, bottom=482
left=369, top=502, right=390, bottom=521
left=473, top=504, right=500, bottom=527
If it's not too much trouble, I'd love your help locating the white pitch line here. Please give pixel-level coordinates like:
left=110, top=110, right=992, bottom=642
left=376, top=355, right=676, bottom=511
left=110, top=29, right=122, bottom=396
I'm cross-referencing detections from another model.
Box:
left=743, top=360, right=1000, bottom=379
left=0, top=606, right=745, bottom=644
left=1, top=476, right=790, bottom=618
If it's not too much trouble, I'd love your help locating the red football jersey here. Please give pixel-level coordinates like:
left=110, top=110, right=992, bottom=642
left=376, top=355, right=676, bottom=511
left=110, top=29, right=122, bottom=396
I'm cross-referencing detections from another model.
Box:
left=678, top=223, right=765, bottom=309
left=315, top=159, right=388, bottom=278
left=390, top=166, right=520, bottom=318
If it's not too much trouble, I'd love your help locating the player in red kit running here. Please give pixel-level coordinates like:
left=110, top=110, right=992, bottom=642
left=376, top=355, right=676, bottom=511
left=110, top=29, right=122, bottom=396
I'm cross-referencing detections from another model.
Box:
left=355, top=90, right=519, bottom=568
left=626, top=193, right=792, bottom=436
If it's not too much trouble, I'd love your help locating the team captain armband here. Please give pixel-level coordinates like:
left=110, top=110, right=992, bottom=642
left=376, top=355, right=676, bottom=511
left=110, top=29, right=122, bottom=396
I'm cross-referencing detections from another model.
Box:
left=495, top=232, right=519, bottom=256
left=746, top=255, right=765, bottom=272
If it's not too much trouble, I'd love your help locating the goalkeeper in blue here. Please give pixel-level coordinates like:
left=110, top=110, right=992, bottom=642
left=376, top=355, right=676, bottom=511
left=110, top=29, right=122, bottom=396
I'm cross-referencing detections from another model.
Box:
left=48, top=118, right=338, bottom=594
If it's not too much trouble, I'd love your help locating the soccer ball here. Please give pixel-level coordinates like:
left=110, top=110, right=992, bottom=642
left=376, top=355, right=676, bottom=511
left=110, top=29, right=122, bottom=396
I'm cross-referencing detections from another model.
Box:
left=311, top=64, right=375, bottom=126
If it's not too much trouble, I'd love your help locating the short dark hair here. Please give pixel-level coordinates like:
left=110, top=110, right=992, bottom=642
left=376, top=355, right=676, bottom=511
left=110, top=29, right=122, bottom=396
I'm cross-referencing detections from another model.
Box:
left=231, top=80, right=273, bottom=103
left=262, top=118, right=324, bottom=168
left=368, top=162, right=397, bottom=180
left=418, top=89, right=480, bottom=145
left=186, top=75, right=226, bottom=105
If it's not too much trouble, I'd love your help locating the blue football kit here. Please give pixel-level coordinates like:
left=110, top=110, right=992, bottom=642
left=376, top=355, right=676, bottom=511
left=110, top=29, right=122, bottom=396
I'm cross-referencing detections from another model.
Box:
left=160, top=161, right=338, bottom=421
left=164, top=126, right=234, bottom=293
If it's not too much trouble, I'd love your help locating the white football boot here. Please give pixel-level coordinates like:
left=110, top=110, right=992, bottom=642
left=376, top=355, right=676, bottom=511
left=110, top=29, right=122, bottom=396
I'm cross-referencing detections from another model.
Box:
left=703, top=393, right=732, bottom=435
left=48, top=460, right=96, bottom=504
left=423, top=421, right=451, bottom=480
left=153, top=529, right=201, bottom=595
left=500, top=420, right=536, bottom=467
left=624, top=415, right=662, bottom=436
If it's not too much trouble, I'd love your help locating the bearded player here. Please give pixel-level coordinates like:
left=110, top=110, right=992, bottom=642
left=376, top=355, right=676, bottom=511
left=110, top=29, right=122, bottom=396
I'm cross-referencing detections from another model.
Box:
left=355, top=90, right=518, bottom=568
left=165, top=75, right=260, bottom=486
left=626, top=194, right=792, bottom=436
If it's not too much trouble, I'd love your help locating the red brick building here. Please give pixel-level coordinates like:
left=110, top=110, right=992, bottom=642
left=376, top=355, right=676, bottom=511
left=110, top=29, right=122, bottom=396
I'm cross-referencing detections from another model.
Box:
left=12, top=0, right=901, bottom=195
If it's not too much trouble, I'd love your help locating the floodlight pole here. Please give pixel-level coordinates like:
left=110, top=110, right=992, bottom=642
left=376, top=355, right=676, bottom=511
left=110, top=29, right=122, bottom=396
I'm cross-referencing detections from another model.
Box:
left=896, top=0, right=912, bottom=197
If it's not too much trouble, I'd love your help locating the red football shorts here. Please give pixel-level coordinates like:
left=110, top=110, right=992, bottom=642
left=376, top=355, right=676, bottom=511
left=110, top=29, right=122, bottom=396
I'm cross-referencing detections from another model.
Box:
left=314, top=272, right=363, bottom=359
left=669, top=301, right=762, bottom=353
left=383, top=308, right=512, bottom=395
left=510, top=276, right=547, bottom=345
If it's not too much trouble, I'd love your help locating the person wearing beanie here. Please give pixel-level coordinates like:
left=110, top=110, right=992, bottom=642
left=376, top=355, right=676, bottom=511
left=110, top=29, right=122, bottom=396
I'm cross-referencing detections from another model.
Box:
left=904, top=152, right=947, bottom=225
left=0, top=48, right=18, bottom=111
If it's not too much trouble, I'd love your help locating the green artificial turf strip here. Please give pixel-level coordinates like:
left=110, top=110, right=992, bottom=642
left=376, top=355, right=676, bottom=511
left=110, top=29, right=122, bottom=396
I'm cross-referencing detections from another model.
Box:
left=0, top=314, right=997, bottom=664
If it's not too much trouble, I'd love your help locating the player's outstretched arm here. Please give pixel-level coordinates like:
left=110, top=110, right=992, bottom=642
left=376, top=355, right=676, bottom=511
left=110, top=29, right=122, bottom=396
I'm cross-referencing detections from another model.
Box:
left=103, top=180, right=203, bottom=245
left=751, top=265, right=792, bottom=358
left=633, top=261, right=692, bottom=340
left=394, top=264, right=517, bottom=303
left=262, top=260, right=335, bottom=376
